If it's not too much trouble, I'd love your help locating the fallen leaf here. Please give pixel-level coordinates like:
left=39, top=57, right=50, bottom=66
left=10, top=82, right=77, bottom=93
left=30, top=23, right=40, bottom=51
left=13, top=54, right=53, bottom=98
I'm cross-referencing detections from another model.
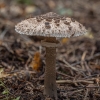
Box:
left=30, top=52, right=42, bottom=72
left=0, top=68, right=9, bottom=78
left=61, top=38, right=69, bottom=44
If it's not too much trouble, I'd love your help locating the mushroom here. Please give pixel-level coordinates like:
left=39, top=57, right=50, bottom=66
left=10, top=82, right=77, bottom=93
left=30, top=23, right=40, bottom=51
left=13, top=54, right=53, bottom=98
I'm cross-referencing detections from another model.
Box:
left=15, top=12, right=87, bottom=100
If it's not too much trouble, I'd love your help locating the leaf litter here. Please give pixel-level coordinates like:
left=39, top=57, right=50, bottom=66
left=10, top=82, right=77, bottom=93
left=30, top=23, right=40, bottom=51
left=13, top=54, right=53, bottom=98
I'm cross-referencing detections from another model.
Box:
left=0, top=0, right=100, bottom=100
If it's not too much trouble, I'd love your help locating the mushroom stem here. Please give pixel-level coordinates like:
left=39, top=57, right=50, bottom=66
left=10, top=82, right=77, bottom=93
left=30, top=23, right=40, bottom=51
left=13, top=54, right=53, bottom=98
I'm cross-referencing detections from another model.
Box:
left=45, top=47, right=57, bottom=99
left=44, top=37, right=57, bottom=99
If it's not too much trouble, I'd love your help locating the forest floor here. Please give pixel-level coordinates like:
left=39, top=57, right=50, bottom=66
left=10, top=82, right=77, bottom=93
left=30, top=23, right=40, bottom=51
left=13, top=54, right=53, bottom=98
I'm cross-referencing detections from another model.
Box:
left=0, top=0, right=100, bottom=100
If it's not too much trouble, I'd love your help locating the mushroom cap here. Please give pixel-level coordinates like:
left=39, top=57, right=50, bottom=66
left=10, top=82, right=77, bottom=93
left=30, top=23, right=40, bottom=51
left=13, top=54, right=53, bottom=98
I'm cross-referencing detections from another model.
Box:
left=15, top=12, right=87, bottom=38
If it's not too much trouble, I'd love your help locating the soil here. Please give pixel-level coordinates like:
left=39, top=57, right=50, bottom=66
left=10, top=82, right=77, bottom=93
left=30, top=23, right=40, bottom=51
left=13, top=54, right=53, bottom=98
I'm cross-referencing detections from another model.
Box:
left=0, top=0, right=100, bottom=100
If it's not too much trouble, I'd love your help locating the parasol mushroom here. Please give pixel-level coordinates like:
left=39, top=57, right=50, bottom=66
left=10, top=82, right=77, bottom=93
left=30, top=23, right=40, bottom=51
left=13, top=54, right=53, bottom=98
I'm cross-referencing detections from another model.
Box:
left=15, top=12, right=87, bottom=100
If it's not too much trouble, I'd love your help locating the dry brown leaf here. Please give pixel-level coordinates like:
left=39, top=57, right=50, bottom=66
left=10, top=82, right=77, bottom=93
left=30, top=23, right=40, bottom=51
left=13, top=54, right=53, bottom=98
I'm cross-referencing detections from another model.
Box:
left=61, top=38, right=69, bottom=44
left=0, top=68, right=9, bottom=78
left=30, top=52, right=42, bottom=72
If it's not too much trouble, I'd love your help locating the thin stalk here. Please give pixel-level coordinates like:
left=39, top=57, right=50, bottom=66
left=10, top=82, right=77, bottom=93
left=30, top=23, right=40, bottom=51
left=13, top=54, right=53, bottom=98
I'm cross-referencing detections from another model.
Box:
left=44, top=37, right=57, bottom=100
left=44, top=47, right=57, bottom=99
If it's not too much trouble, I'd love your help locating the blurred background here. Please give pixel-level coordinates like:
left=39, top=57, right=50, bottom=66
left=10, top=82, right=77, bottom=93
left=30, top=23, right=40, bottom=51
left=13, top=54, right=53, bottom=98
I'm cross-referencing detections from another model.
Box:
left=0, top=0, right=100, bottom=100
left=0, top=0, right=100, bottom=37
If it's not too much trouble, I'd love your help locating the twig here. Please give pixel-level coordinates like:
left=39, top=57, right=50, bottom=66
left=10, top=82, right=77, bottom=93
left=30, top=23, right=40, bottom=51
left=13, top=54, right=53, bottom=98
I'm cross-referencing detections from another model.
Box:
left=72, top=53, right=100, bottom=66
left=59, top=59, right=81, bottom=72
left=83, top=89, right=89, bottom=100
left=57, top=71, right=73, bottom=79
left=68, top=89, right=84, bottom=95
left=58, top=59, right=87, bottom=76
left=81, top=51, right=87, bottom=71
left=67, top=86, right=100, bottom=92
left=56, top=80, right=94, bottom=84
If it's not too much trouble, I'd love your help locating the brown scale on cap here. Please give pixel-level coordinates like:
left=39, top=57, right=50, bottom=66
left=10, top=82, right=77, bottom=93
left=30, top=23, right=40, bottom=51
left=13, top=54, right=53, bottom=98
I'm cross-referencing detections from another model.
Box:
left=45, top=22, right=50, bottom=25
left=53, top=17, right=60, bottom=20
left=36, top=18, right=42, bottom=22
left=27, top=29, right=31, bottom=32
left=45, top=22, right=51, bottom=29
left=79, top=24, right=82, bottom=28
left=56, top=23, right=60, bottom=26
left=36, top=16, right=43, bottom=22
left=41, top=13, right=60, bottom=22
left=54, top=19, right=60, bottom=23
left=71, top=32, right=75, bottom=36
left=45, top=18, right=52, bottom=22
left=42, top=12, right=61, bottom=23
left=71, top=18, right=75, bottom=22
left=68, top=26, right=72, bottom=30
left=64, top=21, right=70, bottom=25
left=42, top=29, right=45, bottom=33
left=53, top=18, right=60, bottom=26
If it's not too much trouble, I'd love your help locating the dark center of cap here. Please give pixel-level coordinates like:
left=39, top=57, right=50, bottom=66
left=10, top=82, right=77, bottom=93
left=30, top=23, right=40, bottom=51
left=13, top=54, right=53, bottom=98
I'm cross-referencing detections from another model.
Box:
left=45, top=22, right=51, bottom=29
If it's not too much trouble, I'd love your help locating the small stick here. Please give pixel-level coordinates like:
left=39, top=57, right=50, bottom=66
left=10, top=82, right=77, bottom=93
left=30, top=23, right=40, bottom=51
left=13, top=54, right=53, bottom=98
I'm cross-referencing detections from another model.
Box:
left=72, top=53, right=100, bottom=66
left=83, top=89, right=89, bottom=100
left=57, top=71, right=73, bottom=79
left=60, top=59, right=80, bottom=71
left=56, top=80, right=94, bottom=84
left=81, top=51, right=87, bottom=71
left=68, top=89, right=84, bottom=95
